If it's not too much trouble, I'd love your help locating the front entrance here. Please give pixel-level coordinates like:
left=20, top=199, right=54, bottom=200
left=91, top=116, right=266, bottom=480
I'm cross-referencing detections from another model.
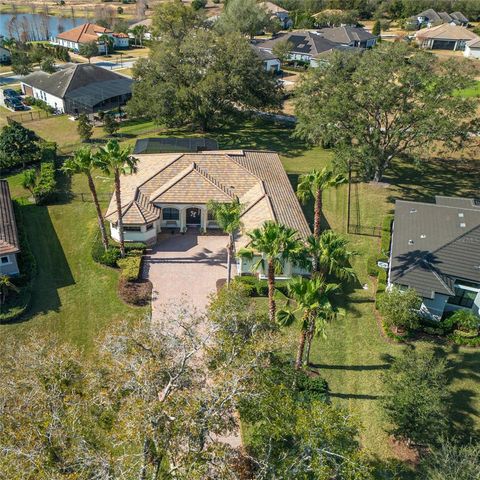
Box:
left=186, top=207, right=201, bottom=226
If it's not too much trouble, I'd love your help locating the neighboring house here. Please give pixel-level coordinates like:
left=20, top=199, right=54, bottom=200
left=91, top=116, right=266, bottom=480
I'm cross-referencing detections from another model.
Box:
left=464, top=38, right=480, bottom=59
left=0, top=179, right=20, bottom=276
left=0, top=46, right=10, bottom=64
left=389, top=196, right=480, bottom=320
left=318, top=26, right=377, bottom=48
left=128, top=18, right=153, bottom=41
left=104, top=149, right=311, bottom=278
left=251, top=44, right=281, bottom=72
left=413, top=9, right=469, bottom=28
left=260, top=2, right=293, bottom=29
left=257, top=30, right=357, bottom=67
left=21, top=64, right=132, bottom=115
left=133, top=137, right=219, bottom=154
left=415, top=24, right=478, bottom=51
left=51, top=23, right=129, bottom=54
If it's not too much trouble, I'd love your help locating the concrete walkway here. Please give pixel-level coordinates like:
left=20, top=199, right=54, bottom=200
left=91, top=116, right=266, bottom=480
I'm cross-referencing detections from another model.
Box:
left=143, top=232, right=231, bottom=319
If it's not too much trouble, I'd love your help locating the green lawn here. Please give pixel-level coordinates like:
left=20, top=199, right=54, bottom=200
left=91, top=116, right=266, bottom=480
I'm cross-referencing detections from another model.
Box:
left=0, top=171, right=146, bottom=352
left=2, top=116, right=479, bottom=472
left=454, top=80, right=480, bottom=98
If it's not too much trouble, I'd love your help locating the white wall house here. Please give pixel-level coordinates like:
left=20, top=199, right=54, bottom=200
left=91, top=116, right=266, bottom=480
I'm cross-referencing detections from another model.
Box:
left=464, top=38, right=480, bottom=58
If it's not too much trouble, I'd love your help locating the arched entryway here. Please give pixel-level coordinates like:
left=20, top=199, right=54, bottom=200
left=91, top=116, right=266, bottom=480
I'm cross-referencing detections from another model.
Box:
left=186, top=207, right=201, bottom=226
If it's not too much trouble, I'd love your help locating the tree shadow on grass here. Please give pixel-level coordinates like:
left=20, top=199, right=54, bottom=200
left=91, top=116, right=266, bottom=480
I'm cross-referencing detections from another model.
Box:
left=15, top=204, right=75, bottom=322
left=383, top=155, right=480, bottom=205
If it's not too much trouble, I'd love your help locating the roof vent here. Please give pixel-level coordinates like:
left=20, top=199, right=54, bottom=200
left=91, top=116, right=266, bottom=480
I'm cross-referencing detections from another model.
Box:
left=460, top=223, right=466, bottom=228
left=458, top=212, right=464, bottom=218
left=408, top=239, right=414, bottom=245
left=409, top=208, right=417, bottom=214
left=420, top=234, right=426, bottom=239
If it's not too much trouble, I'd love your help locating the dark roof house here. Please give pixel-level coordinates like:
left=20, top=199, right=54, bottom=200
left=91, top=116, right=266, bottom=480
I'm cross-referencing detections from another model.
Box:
left=21, top=64, right=132, bottom=114
left=318, top=26, right=377, bottom=47
left=0, top=179, right=20, bottom=276
left=389, top=196, right=480, bottom=319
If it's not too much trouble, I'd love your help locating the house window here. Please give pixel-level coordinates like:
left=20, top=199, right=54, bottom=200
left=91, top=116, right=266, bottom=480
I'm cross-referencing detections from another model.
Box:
left=1, top=256, right=10, bottom=265
left=207, top=210, right=216, bottom=221
left=163, top=208, right=179, bottom=220
left=146, top=223, right=154, bottom=231
left=124, top=226, right=142, bottom=232
left=447, top=281, right=480, bottom=308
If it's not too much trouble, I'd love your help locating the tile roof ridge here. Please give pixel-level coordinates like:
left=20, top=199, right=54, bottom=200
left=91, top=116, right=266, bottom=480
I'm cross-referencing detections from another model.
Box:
left=149, top=163, right=195, bottom=201
left=240, top=182, right=268, bottom=217
left=137, top=154, right=183, bottom=190
left=193, top=162, right=237, bottom=199
left=426, top=262, right=455, bottom=296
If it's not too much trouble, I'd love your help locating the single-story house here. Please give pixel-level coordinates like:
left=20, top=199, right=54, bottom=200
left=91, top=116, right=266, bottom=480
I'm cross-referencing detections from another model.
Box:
left=257, top=30, right=357, bottom=67
left=133, top=137, right=219, bottom=155
left=104, top=149, right=311, bottom=278
left=0, top=46, right=10, bottom=64
left=251, top=44, right=281, bottom=72
left=21, top=64, right=132, bottom=115
left=415, top=24, right=478, bottom=51
left=388, top=196, right=480, bottom=320
left=318, top=26, right=377, bottom=48
left=0, top=179, right=20, bottom=276
left=412, top=9, right=469, bottom=28
left=128, top=18, right=153, bottom=41
left=51, top=23, right=129, bottom=54
left=260, top=2, right=293, bottom=29
left=464, top=38, right=480, bottom=59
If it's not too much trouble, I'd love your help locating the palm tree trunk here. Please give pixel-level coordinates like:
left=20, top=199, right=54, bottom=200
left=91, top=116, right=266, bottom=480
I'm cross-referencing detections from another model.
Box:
left=295, top=318, right=308, bottom=370
left=114, top=170, right=126, bottom=258
left=305, top=317, right=315, bottom=366
left=226, top=234, right=233, bottom=287
left=267, top=259, right=276, bottom=322
left=87, top=172, right=109, bottom=251
left=314, top=187, right=322, bottom=238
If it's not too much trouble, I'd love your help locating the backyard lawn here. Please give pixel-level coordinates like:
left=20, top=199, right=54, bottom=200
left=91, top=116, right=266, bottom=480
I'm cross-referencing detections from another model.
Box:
left=1, top=116, right=479, bottom=472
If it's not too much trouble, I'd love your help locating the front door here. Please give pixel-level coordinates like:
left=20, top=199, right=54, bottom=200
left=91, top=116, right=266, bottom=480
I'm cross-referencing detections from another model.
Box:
left=186, top=207, right=201, bottom=226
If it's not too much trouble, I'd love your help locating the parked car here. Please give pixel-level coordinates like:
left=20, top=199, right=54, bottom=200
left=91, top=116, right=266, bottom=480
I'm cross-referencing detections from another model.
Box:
left=3, top=88, right=21, bottom=99
left=5, top=97, right=27, bottom=111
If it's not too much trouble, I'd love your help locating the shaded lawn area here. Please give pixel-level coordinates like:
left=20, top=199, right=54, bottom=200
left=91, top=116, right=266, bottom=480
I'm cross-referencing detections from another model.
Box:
left=454, top=80, right=480, bottom=98
left=0, top=171, right=146, bottom=352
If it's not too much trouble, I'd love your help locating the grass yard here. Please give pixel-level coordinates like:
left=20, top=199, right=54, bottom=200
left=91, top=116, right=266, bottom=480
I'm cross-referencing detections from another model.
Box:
left=455, top=80, right=480, bottom=98
left=0, top=170, right=147, bottom=352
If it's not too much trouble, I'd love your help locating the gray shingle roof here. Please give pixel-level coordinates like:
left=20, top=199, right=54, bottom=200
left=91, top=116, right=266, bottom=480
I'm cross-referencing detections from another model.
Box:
left=251, top=44, right=280, bottom=62
left=390, top=197, right=480, bottom=299
left=317, top=26, right=376, bottom=44
left=22, top=64, right=132, bottom=102
left=0, top=179, right=20, bottom=255
left=134, top=137, right=219, bottom=154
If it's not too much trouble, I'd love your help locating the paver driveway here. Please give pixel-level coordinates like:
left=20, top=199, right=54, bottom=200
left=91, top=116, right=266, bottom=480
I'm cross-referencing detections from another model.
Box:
left=143, top=232, right=230, bottom=319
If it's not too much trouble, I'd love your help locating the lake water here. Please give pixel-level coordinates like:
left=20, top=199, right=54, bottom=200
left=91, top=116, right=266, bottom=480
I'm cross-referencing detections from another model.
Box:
left=0, top=13, right=90, bottom=41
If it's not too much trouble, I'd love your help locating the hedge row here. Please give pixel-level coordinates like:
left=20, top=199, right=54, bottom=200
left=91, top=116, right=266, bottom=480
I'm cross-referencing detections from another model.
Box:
left=91, top=231, right=146, bottom=268
left=34, top=160, right=57, bottom=205
left=234, top=275, right=289, bottom=297
left=0, top=202, right=37, bottom=323
left=118, top=251, right=143, bottom=281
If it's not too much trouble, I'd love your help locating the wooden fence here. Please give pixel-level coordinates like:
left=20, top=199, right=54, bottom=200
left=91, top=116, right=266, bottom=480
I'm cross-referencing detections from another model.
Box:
left=347, top=224, right=382, bottom=237
left=7, top=110, right=55, bottom=124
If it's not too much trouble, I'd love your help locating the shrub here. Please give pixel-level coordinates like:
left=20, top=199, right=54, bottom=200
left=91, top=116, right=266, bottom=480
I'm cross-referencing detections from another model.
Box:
left=191, top=0, right=207, bottom=9
left=449, top=332, right=480, bottom=347
left=118, top=254, right=142, bottom=281
left=33, top=160, right=57, bottom=205
left=378, top=286, right=421, bottom=332
left=101, top=248, right=121, bottom=267
left=295, top=370, right=329, bottom=403
left=39, top=141, right=57, bottom=163
left=443, top=310, right=479, bottom=334
left=0, top=286, right=31, bottom=323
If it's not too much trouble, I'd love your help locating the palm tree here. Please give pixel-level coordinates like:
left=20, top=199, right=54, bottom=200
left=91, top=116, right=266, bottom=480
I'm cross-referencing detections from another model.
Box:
left=296, top=168, right=347, bottom=238
left=239, top=221, right=302, bottom=322
left=132, top=24, right=148, bottom=47
left=21, top=168, right=37, bottom=200
left=62, top=147, right=109, bottom=252
left=207, top=199, right=243, bottom=287
left=277, top=277, right=341, bottom=369
left=0, top=275, right=19, bottom=307
left=304, top=230, right=357, bottom=278
left=96, top=140, right=138, bottom=258
left=98, top=34, right=113, bottom=56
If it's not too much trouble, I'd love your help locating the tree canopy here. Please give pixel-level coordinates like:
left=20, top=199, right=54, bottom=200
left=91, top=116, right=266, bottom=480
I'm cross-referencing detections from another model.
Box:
left=0, top=121, right=40, bottom=169
left=128, top=30, right=282, bottom=131
left=295, top=43, right=478, bottom=181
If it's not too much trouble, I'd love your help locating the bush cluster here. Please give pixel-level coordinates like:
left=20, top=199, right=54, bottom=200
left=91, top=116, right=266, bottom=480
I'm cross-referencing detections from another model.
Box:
left=118, top=251, right=143, bottom=281
left=92, top=232, right=146, bottom=268
left=33, top=160, right=57, bottom=205
left=23, top=96, right=55, bottom=114
left=234, top=275, right=289, bottom=297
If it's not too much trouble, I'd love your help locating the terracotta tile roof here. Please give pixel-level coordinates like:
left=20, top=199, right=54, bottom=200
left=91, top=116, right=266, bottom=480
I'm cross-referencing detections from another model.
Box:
left=56, top=23, right=112, bottom=44
left=0, top=180, right=20, bottom=255
left=105, top=150, right=311, bottom=238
